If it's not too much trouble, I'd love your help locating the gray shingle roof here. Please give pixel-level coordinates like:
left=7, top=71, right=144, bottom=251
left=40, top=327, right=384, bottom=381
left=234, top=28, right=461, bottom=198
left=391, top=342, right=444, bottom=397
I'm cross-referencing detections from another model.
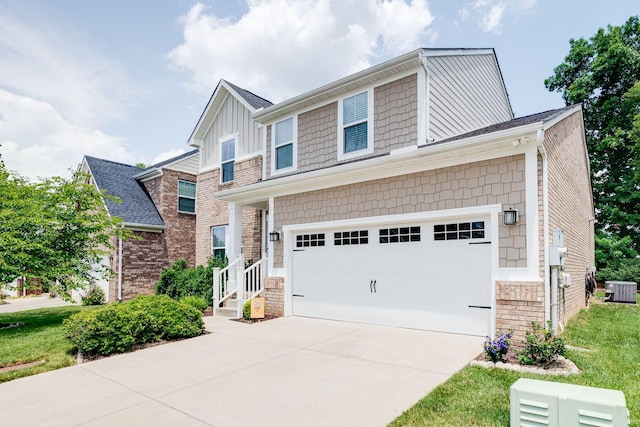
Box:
left=84, top=156, right=164, bottom=227
left=224, top=80, right=273, bottom=110
left=435, top=105, right=579, bottom=145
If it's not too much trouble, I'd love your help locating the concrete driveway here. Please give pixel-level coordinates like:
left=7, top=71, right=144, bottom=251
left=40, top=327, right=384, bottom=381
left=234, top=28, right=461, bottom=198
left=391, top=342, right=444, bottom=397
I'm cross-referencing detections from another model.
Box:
left=0, top=316, right=483, bottom=426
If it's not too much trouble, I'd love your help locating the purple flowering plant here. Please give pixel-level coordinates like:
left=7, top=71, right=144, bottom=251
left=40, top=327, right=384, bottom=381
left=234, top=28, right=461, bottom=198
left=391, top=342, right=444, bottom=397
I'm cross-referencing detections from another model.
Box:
left=483, top=331, right=512, bottom=363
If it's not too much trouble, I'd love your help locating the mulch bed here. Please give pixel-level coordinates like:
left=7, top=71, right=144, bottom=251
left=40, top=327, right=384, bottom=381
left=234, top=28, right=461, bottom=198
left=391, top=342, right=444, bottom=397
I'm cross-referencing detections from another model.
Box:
left=472, top=348, right=579, bottom=375
left=232, top=315, right=278, bottom=324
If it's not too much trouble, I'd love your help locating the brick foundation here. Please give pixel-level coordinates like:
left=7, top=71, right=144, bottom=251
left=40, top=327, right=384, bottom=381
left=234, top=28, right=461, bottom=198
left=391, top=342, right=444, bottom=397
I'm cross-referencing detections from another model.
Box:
left=496, top=280, right=545, bottom=341
left=263, top=276, right=284, bottom=317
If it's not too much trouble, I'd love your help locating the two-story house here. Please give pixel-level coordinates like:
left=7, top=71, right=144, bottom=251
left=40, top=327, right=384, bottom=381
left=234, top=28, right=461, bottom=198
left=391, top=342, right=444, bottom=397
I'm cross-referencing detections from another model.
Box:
left=79, top=150, right=199, bottom=301
left=195, top=48, right=594, bottom=340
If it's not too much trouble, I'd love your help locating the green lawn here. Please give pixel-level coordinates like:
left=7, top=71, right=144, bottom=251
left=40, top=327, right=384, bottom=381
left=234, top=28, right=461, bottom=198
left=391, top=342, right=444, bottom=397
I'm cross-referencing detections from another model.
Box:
left=390, top=296, right=640, bottom=427
left=0, top=305, right=95, bottom=383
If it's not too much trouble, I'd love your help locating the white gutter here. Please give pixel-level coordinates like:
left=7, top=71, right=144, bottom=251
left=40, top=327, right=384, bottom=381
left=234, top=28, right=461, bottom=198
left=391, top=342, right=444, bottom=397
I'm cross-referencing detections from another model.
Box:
left=122, top=222, right=166, bottom=233
left=537, top=129, right=551, bottom=325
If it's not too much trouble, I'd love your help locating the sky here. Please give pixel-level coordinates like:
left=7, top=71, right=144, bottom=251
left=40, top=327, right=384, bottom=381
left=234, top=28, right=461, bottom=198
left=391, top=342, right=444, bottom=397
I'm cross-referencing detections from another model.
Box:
left=0, top=0, right=636, bottom=180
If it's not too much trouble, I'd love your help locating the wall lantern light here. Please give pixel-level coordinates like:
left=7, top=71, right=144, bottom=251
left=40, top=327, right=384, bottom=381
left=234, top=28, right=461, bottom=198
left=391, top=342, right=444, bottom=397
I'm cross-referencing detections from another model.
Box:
left=503, top=208, right=519, bottom=226
left=269, top=231, right=280, bottom=242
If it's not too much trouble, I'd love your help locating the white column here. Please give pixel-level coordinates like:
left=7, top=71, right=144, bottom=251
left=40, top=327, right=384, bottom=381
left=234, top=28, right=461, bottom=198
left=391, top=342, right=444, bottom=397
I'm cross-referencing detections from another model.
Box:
left=227, top=202, right=243, bottom=261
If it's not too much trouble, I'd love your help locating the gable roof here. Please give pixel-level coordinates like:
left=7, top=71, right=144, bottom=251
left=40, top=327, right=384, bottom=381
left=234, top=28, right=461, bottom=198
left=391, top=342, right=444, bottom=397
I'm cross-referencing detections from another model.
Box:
left=83, top=156, right=165, bottom=228
left=188, top=80, right=273, bottom=146
left=133, top=149, right=199, bottom=181
left=252, top=47, right=509, bottom=124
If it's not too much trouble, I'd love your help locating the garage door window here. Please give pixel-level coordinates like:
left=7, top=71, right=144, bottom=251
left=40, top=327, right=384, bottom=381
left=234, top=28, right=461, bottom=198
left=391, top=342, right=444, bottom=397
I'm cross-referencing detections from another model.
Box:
left=379, top=226, right=420, bottom=243
left=434, top=221, right=485, bottom=241
left=296, top=233, right=325, bottom=248
left=335, top=230, right=368, bottom=245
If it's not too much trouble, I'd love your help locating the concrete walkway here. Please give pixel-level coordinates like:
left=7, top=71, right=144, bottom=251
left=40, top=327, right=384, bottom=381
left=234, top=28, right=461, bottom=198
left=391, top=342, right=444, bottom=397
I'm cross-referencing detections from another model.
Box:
left=0, top=294, right=74, bottom=313
left=0, top=316, right=483, bottom=426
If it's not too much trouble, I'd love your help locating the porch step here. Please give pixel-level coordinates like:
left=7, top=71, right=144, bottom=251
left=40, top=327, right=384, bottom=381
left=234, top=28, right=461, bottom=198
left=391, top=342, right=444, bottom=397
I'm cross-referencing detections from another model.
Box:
left=216, top=299, right=239, bottom=317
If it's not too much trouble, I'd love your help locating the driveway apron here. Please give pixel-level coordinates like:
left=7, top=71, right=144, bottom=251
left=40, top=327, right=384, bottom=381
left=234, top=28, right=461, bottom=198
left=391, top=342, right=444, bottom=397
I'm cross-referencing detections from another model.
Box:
left=0, top=316, right=482, bottom=426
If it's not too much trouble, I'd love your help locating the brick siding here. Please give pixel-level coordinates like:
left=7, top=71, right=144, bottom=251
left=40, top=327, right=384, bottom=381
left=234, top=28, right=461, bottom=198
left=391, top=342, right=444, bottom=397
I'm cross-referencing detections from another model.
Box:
left=195, top=156, right=263, bottom=266
left=495, top=281, right=545, bottom=341
left=263, top=276, right=284, bottom=317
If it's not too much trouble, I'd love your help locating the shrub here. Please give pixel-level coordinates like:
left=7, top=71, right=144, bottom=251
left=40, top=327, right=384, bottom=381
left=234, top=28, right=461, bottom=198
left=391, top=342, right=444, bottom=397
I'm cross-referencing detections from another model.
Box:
left=155, top=257, right=227, bottom=301
left=81, top=285, right=106, bottom=306
left=243, top=299, right=251, bottom=320
left=482, top=331, right=512, bottom=363
left=518, top=321, right=566, bottom=366
left=64, top=295, right=204, bottom=356
left=180, top=295, right=209, bottom=313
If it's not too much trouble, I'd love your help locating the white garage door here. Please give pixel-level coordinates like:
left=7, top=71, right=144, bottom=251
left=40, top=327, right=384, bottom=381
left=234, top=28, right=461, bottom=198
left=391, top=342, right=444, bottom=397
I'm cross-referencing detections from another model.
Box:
left=291, top=217, right=492, bottom=336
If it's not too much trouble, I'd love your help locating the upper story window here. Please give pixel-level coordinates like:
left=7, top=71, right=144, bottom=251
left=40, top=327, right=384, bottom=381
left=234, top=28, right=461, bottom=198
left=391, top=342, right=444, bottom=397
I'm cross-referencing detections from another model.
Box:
left=338, top=90, right=373, bottom=160
left=177, top=180, right=196, bottom=213
left=221, top=137, right=235, bottom=183
left=273, top=117, right=296, bottom=173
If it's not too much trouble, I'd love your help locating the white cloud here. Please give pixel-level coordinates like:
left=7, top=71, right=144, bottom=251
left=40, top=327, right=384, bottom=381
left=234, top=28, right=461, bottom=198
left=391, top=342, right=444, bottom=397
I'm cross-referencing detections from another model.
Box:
left=0, top=89, right=134, bottom=180
left=151, top=149, right=187, bottom=165
left=168, top=0, right=437, bottom=103
left=458, top=0, right=537, bottom=34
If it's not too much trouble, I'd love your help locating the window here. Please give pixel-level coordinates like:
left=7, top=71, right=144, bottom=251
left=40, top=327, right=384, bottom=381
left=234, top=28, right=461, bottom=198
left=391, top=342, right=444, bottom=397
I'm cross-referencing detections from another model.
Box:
left=296, top=233, right=325, bottom=248
left=221, top=137, right=235, bottom=183
left=335, top=230, right=368, bottom=246
left=338, top=91, right=372, bottom=159
left=379, top=227, right=421, bottom=244
left=177, top=180, right=196, bottom=213
left=274, top=117, right=295, bottom=171
left=434, top=221, right=485, bottom=241
left=212, top=226, right=227, bottom=260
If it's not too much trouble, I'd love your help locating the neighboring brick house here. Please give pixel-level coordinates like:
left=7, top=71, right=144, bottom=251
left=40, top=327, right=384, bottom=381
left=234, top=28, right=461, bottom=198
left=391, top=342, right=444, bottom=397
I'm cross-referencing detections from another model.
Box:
left=79, top=150, right=198, bottom=301
left=204, top=48, right=594, bottom=339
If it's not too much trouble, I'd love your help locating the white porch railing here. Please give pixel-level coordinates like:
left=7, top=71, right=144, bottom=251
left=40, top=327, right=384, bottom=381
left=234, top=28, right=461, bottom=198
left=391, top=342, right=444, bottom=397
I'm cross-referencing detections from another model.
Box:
left=212, top=256, right=268, bottom=317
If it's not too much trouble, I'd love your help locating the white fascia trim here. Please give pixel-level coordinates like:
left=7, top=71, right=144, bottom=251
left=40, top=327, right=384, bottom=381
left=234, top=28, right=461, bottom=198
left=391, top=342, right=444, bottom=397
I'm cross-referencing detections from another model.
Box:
left=217, top=121, right=543, bottom=204
left=134, top=168, right=163, bottom=182
left=541, top=105, right=582, bottom=131
left=253, top=49, right=424, bottom=123
left=271, top=115, right=298, bottom=176
left=123, top=222, right=165, bottom=233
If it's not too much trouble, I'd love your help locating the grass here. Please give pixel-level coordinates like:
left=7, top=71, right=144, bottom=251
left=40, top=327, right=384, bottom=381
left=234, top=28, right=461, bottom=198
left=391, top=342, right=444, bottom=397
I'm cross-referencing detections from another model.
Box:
left=390, top=295, right=640, bottom=427
left=0, top=305, right=96, bottom=383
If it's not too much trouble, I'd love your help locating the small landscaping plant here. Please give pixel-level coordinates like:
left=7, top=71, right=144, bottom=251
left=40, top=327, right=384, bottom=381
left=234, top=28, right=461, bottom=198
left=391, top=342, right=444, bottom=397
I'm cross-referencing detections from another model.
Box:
left=243, top=299, right=251, bottom=320
left=63, top=295, right=204, bottom=356
left=81, top=285, right=106, bottom=306
left=518, top=321, right=565, bottom=366
left=180, top=295, right=209, bottom=313
left=155, top=257, right=227, bottom=302
left=482, top=331, right=512, bottom=363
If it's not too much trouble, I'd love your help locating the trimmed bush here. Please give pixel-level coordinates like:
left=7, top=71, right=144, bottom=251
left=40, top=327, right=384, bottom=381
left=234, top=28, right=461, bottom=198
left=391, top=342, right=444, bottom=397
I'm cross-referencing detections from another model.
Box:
left=180, top=295, right=209, bottom=313
left=81, top=285, right=106, bottom=306
left=155, top=257, right=227, bottom=301
left=63, top=295, right=204, bottom=356
left=518, top=321, right=566, bottom=366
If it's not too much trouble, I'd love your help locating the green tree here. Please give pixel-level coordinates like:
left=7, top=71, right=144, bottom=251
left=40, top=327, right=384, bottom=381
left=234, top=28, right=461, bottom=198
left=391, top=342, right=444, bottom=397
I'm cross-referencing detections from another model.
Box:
left=545, top=16, right=640, bottom=272
left=0, top=153, right=127, bottom=298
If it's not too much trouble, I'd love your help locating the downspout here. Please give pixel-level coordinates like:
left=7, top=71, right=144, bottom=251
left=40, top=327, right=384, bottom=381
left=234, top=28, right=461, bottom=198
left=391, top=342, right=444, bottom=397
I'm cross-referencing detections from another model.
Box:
left=418, top=51, right=431, bottom=146
left=118, top=232, right=123, bottom=302
left=537, top=129, right=551, bottom=325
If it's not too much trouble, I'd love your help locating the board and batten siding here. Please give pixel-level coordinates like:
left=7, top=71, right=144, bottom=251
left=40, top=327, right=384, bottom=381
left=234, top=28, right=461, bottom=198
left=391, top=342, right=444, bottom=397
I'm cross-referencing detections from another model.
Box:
left=427, top=54, right=512, bottom=142
left=200, top=94, right=263, bottom=171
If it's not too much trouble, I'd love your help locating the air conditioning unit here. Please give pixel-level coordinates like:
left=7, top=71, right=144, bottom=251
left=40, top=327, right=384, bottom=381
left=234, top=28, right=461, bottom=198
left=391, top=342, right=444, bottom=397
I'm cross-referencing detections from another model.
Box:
left=510, top=378, right=629, bottom=427
left=605, top=281, right=637, bottom=304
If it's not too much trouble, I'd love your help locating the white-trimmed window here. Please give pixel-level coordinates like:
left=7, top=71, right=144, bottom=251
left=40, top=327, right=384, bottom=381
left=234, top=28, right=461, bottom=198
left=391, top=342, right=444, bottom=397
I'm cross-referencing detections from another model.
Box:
left=212, top=225, right=227, bottom=260
left=220, top=137, right=235, bottom=183
left=177, top=180, right=196, bottom=213
left=273, top=116, right=296, bottom=173
left=338, top=90, right=373, bottom=160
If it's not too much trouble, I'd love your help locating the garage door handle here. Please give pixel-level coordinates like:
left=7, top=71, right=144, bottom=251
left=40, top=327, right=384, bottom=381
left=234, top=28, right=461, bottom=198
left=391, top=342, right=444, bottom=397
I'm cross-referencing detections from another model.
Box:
left=373, top=280, right=377, bottom=293
left=369, top=280, right=373, bottom=293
